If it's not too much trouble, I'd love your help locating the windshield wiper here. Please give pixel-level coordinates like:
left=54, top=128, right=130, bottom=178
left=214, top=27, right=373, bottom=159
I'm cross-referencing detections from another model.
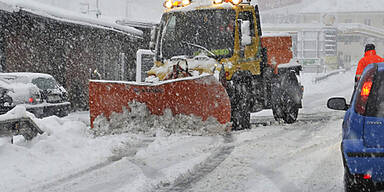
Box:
left=180, top=41, right=218, bottom=59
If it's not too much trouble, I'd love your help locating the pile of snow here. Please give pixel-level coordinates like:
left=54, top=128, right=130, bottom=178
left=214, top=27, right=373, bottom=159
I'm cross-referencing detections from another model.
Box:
left=0, top=109, right=151, bottom=192
left=93, top=102, right=228, bottom=137
left=0, top=106, right=224, bottom=192
left=148, top=54, right=219, bottom=81
left=0, top=105, right=30, bottom=121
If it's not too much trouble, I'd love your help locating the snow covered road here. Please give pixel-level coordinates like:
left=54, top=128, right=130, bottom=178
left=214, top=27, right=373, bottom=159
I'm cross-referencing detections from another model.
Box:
left=0, top=69, right=356, bottom=192
left=189, top=111, right=345, bottom=192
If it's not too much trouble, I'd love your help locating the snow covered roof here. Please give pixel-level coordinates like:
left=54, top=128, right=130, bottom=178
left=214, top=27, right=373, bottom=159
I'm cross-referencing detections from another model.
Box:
left=0, top=0, right=143, bottom=37
left=0, top=72, right=55, bottom=83
left=260, top=0, right=309, bottom=15
left=300, top=0, right=384, bottom=14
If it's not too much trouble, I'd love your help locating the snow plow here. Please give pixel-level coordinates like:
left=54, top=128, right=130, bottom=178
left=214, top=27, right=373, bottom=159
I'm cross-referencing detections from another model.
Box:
left=89, top=0, right=303, bottom=131
left=89, top=75, right=231, bottom=129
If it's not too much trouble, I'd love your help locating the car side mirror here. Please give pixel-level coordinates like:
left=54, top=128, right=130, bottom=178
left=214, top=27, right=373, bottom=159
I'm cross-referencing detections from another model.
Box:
left=327, top=97, right=349, bottom=111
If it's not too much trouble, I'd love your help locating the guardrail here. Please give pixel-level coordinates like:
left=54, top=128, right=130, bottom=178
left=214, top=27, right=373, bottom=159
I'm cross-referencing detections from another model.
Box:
left=313, top=69, right=346, bottom=83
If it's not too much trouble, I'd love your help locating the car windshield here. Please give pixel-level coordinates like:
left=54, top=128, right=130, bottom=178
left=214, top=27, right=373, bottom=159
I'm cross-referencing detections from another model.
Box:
left=160, top=9, right=235, bottom=59
left=31, top=77, right=58, bottom=90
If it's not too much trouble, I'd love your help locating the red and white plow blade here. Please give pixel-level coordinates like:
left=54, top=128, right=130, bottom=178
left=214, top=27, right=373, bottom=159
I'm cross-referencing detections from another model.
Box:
left=89, top=75, right=231, bottom=129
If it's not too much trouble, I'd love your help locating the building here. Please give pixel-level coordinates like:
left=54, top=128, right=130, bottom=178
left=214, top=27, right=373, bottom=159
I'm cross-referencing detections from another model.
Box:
left=299, top=0, right=384, bottom=70
left=258, top=0, right=302, bottom=10
left=0, top=0, right=149, bottom=110
left=261, top=0, right=384, bottom=72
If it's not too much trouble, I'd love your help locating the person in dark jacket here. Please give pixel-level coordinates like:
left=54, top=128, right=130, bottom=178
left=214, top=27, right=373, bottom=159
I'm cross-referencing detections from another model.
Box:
left=355, top=44, right=384, bottom=82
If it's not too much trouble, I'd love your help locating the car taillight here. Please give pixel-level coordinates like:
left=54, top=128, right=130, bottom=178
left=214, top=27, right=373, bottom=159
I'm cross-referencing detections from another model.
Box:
left=363, top=173, right=372, bottom=180
left=355, top=66, right=377, bottom=115
left=361, top=81, right=372, bottom=96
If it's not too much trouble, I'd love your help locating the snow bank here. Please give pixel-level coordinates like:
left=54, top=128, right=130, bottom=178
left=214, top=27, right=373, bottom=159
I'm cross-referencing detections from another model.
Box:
left=0, top=106, right=224, bottom=192
left=0, top=105, right=30, bottom=121
left=300, top=68, right=355, bottom=114
left=147, top=55, right=219, bottom=81
left=92, top=102, right=228, bottom=137
left=0, top=110, right=152, bottom=192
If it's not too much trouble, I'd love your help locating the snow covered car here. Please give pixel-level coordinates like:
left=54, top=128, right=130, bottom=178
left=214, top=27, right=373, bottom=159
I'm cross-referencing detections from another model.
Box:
left=328, top=62, right=384, bottom=192
left=0, top=73, right=70, bottom=118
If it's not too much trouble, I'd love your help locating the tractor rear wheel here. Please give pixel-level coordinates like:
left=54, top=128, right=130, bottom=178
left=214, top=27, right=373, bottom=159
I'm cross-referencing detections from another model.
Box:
left=281, top=92, right=299, bottom=124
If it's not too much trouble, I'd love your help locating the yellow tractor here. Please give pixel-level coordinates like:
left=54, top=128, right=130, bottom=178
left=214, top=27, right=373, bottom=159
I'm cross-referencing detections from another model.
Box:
left=89, top=0, right=303, bottom=131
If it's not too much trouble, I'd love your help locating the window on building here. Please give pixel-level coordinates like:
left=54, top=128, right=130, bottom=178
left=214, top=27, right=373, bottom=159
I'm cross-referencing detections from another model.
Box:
left=344, top=19, right=352, bottom=23
left=344, top=55, right=351, bottom=64
left=298, top=31, right=319, bottom=59
left=345, top=39, right=351, bottom=45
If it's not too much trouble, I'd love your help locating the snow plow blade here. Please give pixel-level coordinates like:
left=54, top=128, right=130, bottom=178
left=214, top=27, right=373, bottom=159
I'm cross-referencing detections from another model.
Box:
left=89, top=75, right=231, bottom=129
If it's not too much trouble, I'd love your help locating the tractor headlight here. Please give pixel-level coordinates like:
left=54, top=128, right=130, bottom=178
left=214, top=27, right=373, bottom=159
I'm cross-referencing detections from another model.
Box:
left=164, top=0, right=173, bottom=9
left=213, top=0, right=243, bottom=5
left=182, top=0, right=191, bottom=6
left=213, top=0, right=224, bottom=4
left=231, top=0, right=242, bottom=5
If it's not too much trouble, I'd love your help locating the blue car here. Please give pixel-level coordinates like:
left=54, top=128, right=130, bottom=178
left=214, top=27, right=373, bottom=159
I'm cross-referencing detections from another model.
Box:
left=328, top=62, right=384, bottom=192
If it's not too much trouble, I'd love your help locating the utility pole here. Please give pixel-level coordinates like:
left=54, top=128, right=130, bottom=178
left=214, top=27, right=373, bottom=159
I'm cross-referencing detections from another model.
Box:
left=95, top=0, right=101, bottom=18
left=126, top=0, right=132, bottom=18
left=82, top=0, right=102, bottom=18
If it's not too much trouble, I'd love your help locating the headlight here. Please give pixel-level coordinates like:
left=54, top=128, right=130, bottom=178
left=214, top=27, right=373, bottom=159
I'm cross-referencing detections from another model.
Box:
left=164, top=0, right=173, bottom=9
left=182, top=0, right=191, bottom=6
left=164, top=0, right=192, bottom=9
left=213, top=0, right=223, bottom=4
left=213, top=0, right=243, bottom=5
left=231, top=0, right=242, bottom=5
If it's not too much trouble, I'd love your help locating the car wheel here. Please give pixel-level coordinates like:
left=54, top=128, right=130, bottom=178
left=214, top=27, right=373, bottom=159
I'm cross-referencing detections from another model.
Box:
left=344, top=167, right=374, bottom=192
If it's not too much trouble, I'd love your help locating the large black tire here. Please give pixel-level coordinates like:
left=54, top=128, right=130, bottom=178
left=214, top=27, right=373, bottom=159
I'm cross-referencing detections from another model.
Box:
left=232, top=98, right=250, bottom=130
left=344, top=167, right=374, bottom=192
left=280, top=73, right=301, bottom=124
left=271, top=91, right=298, bottom=124
left=281, top=92, right=299, bottom=124
left=230, top=77, right=251, bottom=131
left=272, top=103, right=283, bottom=121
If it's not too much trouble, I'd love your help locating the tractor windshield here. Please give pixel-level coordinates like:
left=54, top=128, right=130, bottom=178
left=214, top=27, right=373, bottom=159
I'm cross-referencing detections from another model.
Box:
left=159, top=9, right=236, bottom=59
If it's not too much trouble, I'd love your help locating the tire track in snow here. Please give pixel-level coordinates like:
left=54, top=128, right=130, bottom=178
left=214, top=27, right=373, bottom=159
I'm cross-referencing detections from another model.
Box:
left=153, top=133, right=234, bottom=192
left=248, top=114, right=343, bottom=192
left=27, top=138, right=155, bottom=192
left=251, top=111, right=343, bottom=126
